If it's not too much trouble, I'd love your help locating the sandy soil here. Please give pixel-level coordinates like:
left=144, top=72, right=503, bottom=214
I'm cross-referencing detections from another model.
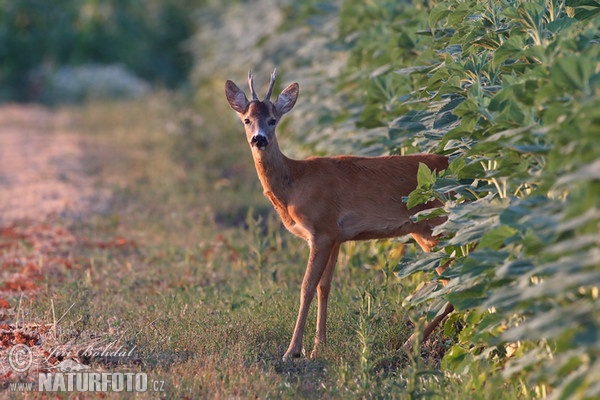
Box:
left=0, top=104, right=110, bottom=224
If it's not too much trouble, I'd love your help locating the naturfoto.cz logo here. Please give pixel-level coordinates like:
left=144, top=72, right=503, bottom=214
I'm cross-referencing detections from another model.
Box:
left=6, top=344, right=165, bottom=393
left=38, top=372, right=152, bottom=392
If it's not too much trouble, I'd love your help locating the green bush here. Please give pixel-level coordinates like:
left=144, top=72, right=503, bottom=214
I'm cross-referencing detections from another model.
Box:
left=0, top=0, right=200, bottom=102
left=326, top=0, right=600, bottom=397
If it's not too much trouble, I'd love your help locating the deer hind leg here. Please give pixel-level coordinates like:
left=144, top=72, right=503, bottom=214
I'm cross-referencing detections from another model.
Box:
left=411, top=232, right=437, bottom=252
left=311, top=242, right=340, bottom=359
left=283, top=237, right=336, bottom=361
left=404, top=232, right=454, bottom=349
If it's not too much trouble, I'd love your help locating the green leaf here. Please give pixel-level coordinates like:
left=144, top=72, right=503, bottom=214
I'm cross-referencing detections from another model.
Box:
left=432, top=75, right=463, bottom=99
left=492, top=35, right=525, bottom=68
left=566, top=0, right=600, bottom=20
left=546, top=18, right=576, bottom=35
left=411, top=207, right=448, bottom=223
left=433, top=111, right=459, bottom=129
left=406, top=187, right=434, bottom=209
left=573, top=7, right=600, bottom=20
left=444, top=312, right=462, bottom=337
left=395, top=65, right=432, bottom=76
left=405, top=163, right=440, bottom=209
left=441, top=344, right=472, bottom=372
left=395, top=251, right=448, bottom=278
left=565, top=0, right=600, bottom=6
left=446, top=284, right=488, bottom=309
left=417, top=162, right=436, bottom=186
left=403, top=280, right=439, bottom=305
left=429, top=3, right=451, bottom=31
left=552, top=55, right=595, bottom=92
left=496, top=259, right=535, bottom=278
left=502, top=303, right=595, bottom=342
left=447, top=2, right=472, bottom=26
left=445, top=215, right=498, bottom=246
left=478, top=225, right=518, bottom=250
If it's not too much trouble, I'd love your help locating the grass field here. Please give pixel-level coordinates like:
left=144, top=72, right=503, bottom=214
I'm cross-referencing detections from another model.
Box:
left=2, top=0, right=598, bottom=397
left=0, top=85, right=476, bottom=398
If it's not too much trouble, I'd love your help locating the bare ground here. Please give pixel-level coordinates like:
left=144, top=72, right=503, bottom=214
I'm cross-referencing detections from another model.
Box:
left=0, top=104, right=116, bottom=305
left=0, top=105, right=132, bottom=383
left=0, top=104, right=110, bottom=225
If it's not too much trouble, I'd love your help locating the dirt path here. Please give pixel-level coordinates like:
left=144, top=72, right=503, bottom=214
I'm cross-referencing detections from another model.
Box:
left=0, top=104, right=109, bottom=224
left=0, top=103, right=112, bottom=312
left=0, top=106, right=124, bottom=381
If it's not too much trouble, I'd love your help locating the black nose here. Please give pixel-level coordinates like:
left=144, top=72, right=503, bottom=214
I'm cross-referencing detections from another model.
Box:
left=251, top=135, right=268, bottom=149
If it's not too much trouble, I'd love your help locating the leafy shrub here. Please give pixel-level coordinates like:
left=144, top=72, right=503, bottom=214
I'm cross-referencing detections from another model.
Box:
left=328, top=0, right=600, bottom=398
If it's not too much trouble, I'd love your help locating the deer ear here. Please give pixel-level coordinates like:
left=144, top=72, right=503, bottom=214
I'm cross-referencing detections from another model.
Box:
left=274, top=83, right=299, bottom=115
left=225, top=80, right=249, bottom=113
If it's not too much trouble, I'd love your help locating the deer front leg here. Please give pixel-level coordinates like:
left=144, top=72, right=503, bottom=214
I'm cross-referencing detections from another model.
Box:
left=283, top=237, right=335, bottom=361
left=311, top=242, right=340, bottom=359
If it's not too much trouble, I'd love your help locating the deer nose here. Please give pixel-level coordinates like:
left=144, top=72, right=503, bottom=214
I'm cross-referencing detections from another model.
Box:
left=250, top=134, right=269, bottom=150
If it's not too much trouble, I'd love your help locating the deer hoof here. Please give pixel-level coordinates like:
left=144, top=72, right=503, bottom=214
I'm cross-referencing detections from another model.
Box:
left=282, top=349, right=303, bottom=362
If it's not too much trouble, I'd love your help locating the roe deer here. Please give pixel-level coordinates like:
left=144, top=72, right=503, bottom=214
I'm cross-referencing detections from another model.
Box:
left=225, top=69, right=452, bottom=361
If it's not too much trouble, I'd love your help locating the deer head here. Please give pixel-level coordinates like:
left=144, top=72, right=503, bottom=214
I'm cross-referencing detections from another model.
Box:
left=225, top=69, right=299, bottom=151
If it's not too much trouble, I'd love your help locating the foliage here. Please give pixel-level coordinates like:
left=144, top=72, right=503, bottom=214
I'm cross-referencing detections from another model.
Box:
left=0, top=0, right=200, bottom=102
left=318, top=0, right=600, bottom=398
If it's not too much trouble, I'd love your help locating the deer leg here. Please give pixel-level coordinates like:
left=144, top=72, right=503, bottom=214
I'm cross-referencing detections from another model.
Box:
left=283, top=237, right=335, bottom=361
left=411, top=232, right=437, bottom=253
left=310, top=242, right=340, bottom=359
left=403, top=301, right=454, bottom=350
left=404, top=233, right=454, bottom=349
left=403, top=259, right=454, bottom=349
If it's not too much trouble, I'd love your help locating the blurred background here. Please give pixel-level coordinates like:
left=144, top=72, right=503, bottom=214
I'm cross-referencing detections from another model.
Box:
left=0, top=0, right=344, bottom=106
left=1, top=0, right=204, bottom=103
left=0, top=0, right=351, bottom=158
left=1, top=0, right=198, bottom=102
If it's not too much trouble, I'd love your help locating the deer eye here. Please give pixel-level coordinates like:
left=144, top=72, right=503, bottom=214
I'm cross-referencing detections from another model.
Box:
left=244, top=118, right=251, bottom=125
left=268, top=119, right=277, bottom=126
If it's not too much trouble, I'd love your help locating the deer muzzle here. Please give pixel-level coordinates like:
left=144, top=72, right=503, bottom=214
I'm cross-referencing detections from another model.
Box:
left=250, top=134, right=269, bottom=150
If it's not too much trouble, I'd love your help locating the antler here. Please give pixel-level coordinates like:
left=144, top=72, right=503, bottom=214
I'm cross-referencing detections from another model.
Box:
left=265, top=68, right=277, bottom=101
left=248, top=69, right=278, bottom=101
left=248, top=70, right=258, bottom=101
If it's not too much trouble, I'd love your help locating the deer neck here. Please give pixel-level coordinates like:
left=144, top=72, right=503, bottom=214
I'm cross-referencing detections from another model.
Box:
left=252, top=139, right=292, bottom=202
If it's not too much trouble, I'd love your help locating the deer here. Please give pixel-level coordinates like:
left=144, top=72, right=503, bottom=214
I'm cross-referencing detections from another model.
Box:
left=225, top=69, right=453, bottom=361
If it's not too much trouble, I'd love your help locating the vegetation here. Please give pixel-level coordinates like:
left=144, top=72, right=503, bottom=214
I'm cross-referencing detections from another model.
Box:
left=325, top=0, right=600, bottom=397
left=1, top=0, right=599, bottom=398
left=0, top=0, right=200, bottom=102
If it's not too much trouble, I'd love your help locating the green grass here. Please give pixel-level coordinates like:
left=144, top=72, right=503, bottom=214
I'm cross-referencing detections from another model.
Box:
left=9, top=87, right=475, bottom=399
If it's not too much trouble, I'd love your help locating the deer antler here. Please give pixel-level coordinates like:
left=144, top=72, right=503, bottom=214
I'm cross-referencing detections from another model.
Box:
left=248, top=70, right=258, bottom=101
left=265, top=68, right=277, bottom=101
